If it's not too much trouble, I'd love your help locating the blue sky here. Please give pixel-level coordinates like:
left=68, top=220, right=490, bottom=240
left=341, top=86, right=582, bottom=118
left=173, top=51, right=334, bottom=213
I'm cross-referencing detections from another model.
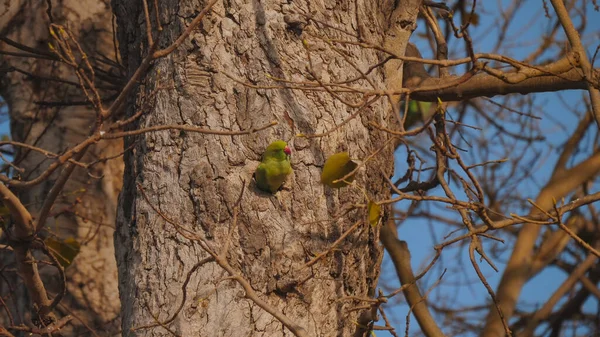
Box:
left=381, top=1, right=600, bottom=335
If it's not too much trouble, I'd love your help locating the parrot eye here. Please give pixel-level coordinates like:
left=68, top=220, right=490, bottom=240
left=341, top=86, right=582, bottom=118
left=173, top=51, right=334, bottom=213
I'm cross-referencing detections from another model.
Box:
left=284, top=146, right=291, bottom=155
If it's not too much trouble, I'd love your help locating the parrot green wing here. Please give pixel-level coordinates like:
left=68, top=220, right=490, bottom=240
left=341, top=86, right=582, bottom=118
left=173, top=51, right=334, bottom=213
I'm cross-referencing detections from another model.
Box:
left=254, top=163, right=270, bottom=192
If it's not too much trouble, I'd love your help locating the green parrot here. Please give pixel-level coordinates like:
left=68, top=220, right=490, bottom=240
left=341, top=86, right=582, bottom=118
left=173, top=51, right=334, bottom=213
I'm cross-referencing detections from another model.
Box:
left=401, top=100, right=436, bottom=129
left=321, top=152, right=358, bottom=188
left=402, top=43, right=437, bottom=129
left=254, top=140, right=293, bottom=193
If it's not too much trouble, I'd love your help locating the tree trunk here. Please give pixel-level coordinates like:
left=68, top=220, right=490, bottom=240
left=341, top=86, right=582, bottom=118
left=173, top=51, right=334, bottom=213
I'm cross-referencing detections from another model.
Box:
left=0, top=1, right=122, bottom=334
left=113, top=0, right=418, bottom=335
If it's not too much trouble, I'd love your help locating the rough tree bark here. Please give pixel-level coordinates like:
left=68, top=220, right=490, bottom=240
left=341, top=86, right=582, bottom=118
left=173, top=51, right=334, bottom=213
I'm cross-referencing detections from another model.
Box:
left=112, top=0, right=418, bottom=335
left=0, top=1, right=122, bottom=334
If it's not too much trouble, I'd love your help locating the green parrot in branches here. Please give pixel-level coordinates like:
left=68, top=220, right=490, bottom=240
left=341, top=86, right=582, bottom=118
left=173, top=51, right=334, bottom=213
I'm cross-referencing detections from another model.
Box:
left=402, top=43, right=438, bottom=129
left=254, top=140, right=293, bottom=193
left=401, top=100, right=437, bottom=129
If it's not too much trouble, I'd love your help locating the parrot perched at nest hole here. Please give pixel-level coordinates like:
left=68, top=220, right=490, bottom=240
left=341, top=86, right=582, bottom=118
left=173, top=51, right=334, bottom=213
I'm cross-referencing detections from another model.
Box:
left=254, top=140, right=292, bottom=194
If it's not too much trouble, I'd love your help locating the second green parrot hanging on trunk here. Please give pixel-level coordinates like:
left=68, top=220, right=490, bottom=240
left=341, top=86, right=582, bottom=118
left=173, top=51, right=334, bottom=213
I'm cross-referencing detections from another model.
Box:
left=254, top=140, right=292, bottom=194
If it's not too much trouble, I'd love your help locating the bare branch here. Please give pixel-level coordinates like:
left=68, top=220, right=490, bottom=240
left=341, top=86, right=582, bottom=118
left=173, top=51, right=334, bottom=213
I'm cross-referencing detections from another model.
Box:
left=380, top=220, right=445, bottom=337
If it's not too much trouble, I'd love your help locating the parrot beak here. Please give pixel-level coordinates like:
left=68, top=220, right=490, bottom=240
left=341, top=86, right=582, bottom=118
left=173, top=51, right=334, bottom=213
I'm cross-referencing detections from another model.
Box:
left=284, top=146, right=291, bottom=156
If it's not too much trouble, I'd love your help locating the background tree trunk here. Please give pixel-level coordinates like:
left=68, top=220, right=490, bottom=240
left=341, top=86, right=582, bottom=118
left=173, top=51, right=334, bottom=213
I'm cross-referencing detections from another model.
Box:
left=113, top=0, right=416, bottom=335
left=0, top=1, right=122, bottom=334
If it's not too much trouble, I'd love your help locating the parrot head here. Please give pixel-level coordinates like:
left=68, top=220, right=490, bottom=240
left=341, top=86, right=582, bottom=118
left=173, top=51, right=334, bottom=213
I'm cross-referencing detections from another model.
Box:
left=263, top=140, right=291, bottom=160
